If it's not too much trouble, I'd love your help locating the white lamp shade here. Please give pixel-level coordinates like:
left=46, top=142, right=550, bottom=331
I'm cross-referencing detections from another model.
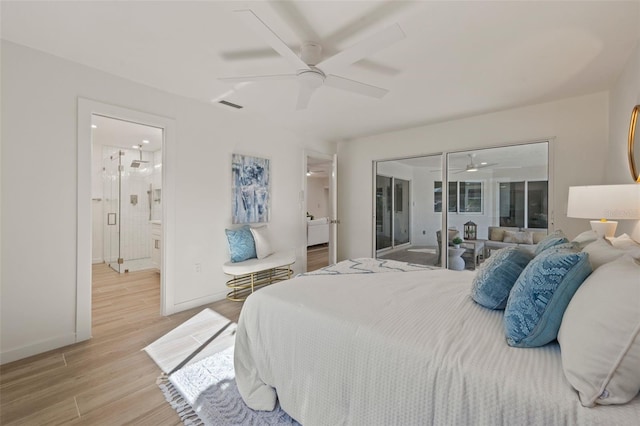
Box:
left=567, top=185, right=640, bottom=219
left=567, top=184, right=640, bottom=238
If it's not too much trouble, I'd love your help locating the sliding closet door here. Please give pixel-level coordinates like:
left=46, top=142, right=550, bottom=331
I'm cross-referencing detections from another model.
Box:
left=376, top=175, right=393, bottom=250
left=393, top=178, right=410, bottom=245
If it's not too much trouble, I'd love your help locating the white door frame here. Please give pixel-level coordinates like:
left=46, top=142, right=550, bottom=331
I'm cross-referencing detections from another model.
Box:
left=76, top=98, right=176, bottom=342
left=303, top=150, right=337, bottom=269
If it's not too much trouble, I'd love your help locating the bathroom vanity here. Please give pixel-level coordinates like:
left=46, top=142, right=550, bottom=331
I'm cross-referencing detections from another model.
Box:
left=150, top=220, right=161, bottom=272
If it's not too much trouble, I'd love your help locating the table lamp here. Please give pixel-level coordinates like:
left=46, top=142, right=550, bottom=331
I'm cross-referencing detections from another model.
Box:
left=567, top=184, right=640, bottom=238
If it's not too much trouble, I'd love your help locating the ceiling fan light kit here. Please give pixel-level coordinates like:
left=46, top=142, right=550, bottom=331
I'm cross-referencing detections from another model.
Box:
left=219, top=9, right=406, bottom=109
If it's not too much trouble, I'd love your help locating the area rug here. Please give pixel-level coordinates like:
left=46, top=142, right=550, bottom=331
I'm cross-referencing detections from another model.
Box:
left=158, top=346, right=300, bottom=425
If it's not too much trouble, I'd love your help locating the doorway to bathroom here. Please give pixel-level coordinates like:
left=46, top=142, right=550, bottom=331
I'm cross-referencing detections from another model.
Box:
left=92, top=115, right=163, bottom=273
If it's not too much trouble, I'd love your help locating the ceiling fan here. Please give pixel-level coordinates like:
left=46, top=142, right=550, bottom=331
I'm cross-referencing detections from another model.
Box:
left=453, top=154, right=496, bottom=174
left=219, top=9, right=406, bottom=109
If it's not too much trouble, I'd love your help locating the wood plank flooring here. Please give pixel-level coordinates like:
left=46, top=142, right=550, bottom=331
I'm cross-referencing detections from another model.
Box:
left=0, top=263, right=243, bottom=425
left=307, top=244, right=329, bottom=272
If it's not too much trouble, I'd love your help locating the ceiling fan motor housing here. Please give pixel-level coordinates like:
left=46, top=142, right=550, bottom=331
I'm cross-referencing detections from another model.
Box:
left=301, top=41, right=322, bottom=65
left=297, top=68, right=325, bottom=88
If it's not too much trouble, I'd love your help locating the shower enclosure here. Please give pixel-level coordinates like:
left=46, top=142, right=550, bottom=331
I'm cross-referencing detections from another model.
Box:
left=103, top=146, right=159, bottom=273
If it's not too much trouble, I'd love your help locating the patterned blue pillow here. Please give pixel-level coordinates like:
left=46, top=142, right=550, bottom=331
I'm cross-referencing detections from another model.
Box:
left=504, top=249, right=592, bottom=347
left=225, top=226, right=257, bottom=263
left=471, top=247, right=534, bottom=309
left=534, top=230, right=569, bottom=256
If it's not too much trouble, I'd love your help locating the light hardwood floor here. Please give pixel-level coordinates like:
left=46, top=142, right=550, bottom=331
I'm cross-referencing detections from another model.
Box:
left=0, top=263, right=243, bottom=425
left=307, top=244, right=329, bottom=272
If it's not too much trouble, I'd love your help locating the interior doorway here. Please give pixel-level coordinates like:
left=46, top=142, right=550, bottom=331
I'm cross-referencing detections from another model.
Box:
left=305, top=153, right=336, bottom=271
left=77, top=99, right=176, bottom=343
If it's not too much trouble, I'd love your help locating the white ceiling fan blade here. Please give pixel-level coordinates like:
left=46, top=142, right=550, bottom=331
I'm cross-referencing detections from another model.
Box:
left=475, top=162, right=497, bottom=169
left=296, top=83, right=316, bottom=110
left=219, top=74, right=297, bottom=83
left=325, top=75, right=388, bottom=98
left=234, top=10, right=310, bottom=71
left=317, top=23, right=405, bottom=74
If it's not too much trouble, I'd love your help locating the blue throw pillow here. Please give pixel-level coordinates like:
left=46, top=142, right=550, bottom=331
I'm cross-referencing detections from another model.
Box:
left=534, top=230, right=569, bottom=256
left=504, top=249, right=592, bottom=347
left=225, top=226, right=257, bottom=263
left=471, top=247, right=534, bottom=309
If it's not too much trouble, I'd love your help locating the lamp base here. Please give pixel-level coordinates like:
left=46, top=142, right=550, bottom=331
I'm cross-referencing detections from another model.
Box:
left=590, top=220, right=618, bottom=238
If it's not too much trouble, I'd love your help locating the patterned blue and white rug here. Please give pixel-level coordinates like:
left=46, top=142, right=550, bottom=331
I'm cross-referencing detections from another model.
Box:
left=159, top=346, right=299, bottom=425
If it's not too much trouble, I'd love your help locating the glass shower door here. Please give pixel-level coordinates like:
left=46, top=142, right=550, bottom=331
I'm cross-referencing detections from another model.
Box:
left=104, top=150, right=122, bottom=272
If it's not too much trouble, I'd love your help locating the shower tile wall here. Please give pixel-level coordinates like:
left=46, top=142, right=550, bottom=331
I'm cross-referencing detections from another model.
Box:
left=152, top=150, right=162, bottom=221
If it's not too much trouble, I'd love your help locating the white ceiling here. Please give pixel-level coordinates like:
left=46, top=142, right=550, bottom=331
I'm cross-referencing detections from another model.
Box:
left=2, top=1, right=638, bottom=142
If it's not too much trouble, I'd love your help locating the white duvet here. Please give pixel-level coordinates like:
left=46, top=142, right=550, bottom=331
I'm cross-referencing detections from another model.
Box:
left=234, top=267, right=640, bottom=425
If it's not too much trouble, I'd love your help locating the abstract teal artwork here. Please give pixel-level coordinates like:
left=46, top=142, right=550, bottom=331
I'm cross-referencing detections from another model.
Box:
left=232, top=154, right=270, bottom=224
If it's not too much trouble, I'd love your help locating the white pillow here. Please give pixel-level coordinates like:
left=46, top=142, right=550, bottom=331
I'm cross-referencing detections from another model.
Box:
left=609, top=233, right=640, bottom=250
left=572, top=230, right=599, bottom=249
left=558, top=255, right=640, bottom=407
left=250, top=226, right=274, bottom=259
left=581, top=238, right=626, bottom=269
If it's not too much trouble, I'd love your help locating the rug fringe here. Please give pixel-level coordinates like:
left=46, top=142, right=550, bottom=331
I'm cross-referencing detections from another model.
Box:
left=157, top=374, right=204, bottom=426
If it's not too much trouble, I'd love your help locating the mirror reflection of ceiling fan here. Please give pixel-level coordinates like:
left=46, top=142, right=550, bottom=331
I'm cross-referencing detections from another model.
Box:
left=453, top=154, right=497, bottom=174
left=430, top=154, right=522, bottom=174
left=219, top=9, right=406, bottom=109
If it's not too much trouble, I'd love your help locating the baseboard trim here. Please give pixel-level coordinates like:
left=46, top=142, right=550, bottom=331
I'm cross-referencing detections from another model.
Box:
left=166, top=290, right=229, bottom=316
left=0, top=332, right=78, bottom=365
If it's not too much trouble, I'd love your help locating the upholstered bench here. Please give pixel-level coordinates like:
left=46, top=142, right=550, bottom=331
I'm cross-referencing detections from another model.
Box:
left=222, top=250, right=296, bottom=302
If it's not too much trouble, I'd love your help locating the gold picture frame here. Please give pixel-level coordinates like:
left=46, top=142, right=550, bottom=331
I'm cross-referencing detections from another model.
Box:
left=629, top=104, right=640, bottom=182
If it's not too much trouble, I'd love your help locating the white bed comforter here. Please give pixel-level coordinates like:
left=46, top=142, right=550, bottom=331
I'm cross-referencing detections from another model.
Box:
left=234, top=267, right=640, bottom=425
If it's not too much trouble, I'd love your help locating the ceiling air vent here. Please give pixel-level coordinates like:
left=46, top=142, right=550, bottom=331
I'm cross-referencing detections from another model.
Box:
left=218, top=100, right=243, bottom=109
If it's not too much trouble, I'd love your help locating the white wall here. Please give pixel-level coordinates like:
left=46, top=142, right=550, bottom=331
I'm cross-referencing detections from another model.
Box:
left=0, top=41, right=333, bottom=363
left=306, top=177, right=329, bottom=219
left=337, top=92, right=609, bottom=259
left=606, top=42, right=640, bottom=240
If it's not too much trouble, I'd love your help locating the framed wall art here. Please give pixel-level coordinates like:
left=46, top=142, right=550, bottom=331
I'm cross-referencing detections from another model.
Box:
left=231, top=154, right=270, bottom=224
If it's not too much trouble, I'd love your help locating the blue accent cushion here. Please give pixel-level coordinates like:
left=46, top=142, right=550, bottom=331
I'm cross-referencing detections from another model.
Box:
left=225, top=226, right=257, bottom=263
left=534, top=230, right=569, bottom=255
left=471, top=247, right=534, bottom=309
left=504, top=249, right=592, bottom=347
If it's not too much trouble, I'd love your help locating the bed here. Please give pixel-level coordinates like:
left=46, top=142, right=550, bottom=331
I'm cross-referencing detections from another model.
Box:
left=234, top=257, right=640, bottom=425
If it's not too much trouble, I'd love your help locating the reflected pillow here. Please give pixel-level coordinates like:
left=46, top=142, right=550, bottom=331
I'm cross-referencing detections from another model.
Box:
left=250, top=226, right=274, bottom=259
left=503, top=230, right=534, bottom=244
left=225, top=225, right=257, bottom=263
left=534, top=230, right=569, bottom=255
left=489, top=228, right=505, bottom=241
left=504, top=248, right=592, bottom=347
left=471, top=247, right=534, bottom=309
left=532, top=231, right=547, bottom=244
left=558, top=255, right=640, bottom=407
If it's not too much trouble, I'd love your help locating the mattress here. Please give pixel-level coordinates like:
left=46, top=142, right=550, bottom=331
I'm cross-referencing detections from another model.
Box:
left=234, top=264, right=640, bottom=425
